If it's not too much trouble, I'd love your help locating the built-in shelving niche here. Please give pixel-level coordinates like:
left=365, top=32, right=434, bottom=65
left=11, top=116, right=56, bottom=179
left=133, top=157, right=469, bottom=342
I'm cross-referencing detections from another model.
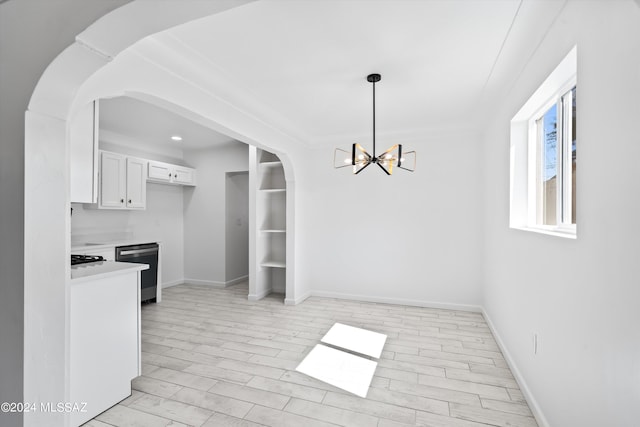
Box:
left=249, top=147, right=287, bottom=301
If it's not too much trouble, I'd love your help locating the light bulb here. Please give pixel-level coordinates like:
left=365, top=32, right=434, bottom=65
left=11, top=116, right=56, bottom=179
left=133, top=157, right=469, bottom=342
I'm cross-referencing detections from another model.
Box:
left=385, top=154, right=392, bottom=159
left=358, top=154, right=364, bottom=160
left=344, top=158, right=351, bottom=164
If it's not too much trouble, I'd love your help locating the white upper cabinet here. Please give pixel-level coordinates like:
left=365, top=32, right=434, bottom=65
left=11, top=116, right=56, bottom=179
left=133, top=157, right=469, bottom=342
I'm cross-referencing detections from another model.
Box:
left=96, top=151, right=146, bottom=210
left=148, top=161, right=172, bottom=182
left=88, top=151, right=195, bottom=210
left=173, top=166, right=195, bottom=185
left=126, top=157, right=147, bottom=209
left=99, top=151, right=126, bottom=208
left=70, top=100, right=99, bottom=203
left=147, top=160, right=196, bottom=186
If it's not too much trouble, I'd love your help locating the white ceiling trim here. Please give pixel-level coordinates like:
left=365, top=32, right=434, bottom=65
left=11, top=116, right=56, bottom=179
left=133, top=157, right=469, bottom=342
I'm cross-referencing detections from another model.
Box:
left=163, top=32, right=314, bottom=144
left=129, top=35, right=315, bottom=147
left=97, top=0, right=571, bottom=151
left=75, top=0, right=257, bottom=59
left=478, top=0, right=524, bottom=100
left=129, top=0, right=527, bottom=148
left=473, top=0, right=569, bottom=127
left=310, top=122, right=481, bottom=148
left=133, top=31, right=487, bottom=148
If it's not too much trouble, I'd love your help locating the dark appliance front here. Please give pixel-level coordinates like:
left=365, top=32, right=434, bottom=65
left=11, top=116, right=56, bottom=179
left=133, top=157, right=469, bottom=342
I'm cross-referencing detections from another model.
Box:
left=115, top=243, right=159, bottom=303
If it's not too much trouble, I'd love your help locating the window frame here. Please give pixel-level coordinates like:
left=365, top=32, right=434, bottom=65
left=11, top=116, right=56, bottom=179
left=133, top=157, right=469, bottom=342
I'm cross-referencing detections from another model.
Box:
left=527, top=78, right=576, bottom=235
left=509, top=45, right=577, bottom=239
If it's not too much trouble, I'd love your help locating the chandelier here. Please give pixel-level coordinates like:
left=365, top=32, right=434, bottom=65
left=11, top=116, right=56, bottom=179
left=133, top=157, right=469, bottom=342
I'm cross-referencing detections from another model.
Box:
left=334, top=74, right=416, bottom=175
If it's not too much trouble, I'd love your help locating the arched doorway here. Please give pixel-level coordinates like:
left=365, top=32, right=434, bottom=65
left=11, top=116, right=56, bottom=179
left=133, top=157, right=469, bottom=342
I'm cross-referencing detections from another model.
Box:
left=23, top=3, right=301, bottom=425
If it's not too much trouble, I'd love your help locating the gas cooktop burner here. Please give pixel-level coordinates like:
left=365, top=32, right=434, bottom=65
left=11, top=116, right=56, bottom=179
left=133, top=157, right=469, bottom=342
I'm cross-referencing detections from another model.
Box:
left=71, top=254, right=105, bottom=266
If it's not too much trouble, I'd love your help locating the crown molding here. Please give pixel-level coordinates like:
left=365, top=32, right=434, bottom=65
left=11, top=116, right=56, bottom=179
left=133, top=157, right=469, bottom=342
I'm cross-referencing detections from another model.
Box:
left=129, top=34, right=315, bottom=148
left=308, top=123, right=481, bottom=149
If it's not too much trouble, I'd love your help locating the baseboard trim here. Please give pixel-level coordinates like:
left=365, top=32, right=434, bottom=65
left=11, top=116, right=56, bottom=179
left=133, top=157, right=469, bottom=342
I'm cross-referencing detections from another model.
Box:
left=226, top=275, right=249, bottom=286
left=162, top=279, right=183, bottom=289
left=156, top=281, right=547, bottom=425
left=310, top=290, right=482, bottom=313
left=184, top=278, right=226, bottom=288
left=482, top=308, right=550, bottom=427
left=183, top=275, right=248, bottom=289
left=247, top=288, right=271, bottom=301
left=284, top=291, right=311, bottom=306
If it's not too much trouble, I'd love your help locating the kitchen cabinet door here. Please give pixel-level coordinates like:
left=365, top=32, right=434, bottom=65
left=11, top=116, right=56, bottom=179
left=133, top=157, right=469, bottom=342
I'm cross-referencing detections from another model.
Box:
left=148, top=160, right=196, bottom=186
left=70, top=100, right=99, bottom=203
left=173, top=166, right=196, bottom=185
left=126, top=157, right=147, bottom=209
left=148, top=160, right=172, bottom=182
left=99, top=152, right=126, bottom=208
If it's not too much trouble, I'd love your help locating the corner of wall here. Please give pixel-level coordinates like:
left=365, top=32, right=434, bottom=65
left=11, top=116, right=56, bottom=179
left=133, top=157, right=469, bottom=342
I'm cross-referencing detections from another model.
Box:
left=481, top=307, right=550, bottom=427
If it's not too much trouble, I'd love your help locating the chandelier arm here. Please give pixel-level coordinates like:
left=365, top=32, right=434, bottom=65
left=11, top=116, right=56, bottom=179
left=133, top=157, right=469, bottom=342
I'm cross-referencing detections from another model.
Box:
left=334, top=73, right=415, bottom=175
left=376, top=161, right=391, bottom=175
left=355, top=161, right=372, bottom=175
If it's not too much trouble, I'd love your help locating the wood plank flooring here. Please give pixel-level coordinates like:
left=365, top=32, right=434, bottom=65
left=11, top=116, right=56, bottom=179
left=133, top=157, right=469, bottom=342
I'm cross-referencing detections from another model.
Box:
left=84, top=283, right=538, bottom=427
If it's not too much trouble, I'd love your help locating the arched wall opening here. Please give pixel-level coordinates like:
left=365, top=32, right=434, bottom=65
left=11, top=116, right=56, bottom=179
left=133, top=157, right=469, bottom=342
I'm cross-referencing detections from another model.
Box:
left=23, top=3, right=303, bottom=425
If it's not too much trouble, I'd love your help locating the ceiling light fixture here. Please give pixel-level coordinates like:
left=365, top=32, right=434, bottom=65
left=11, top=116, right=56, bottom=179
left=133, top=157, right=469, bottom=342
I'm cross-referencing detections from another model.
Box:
left=334, top=74, right=416, bottom=175
left=170, top=135, right=183, bottom=141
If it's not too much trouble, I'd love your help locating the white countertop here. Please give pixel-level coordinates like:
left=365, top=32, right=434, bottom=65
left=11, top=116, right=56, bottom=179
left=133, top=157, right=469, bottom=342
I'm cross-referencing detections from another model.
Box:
left=71, top=239, right=160, bottom=252
left=71, top=261, right=149, bottom=284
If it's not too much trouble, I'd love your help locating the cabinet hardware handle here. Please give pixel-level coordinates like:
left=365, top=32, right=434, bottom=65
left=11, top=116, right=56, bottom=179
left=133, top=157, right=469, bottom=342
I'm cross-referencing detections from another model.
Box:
left=174, top=174, right=177, bottom=178
left=128, top=199, right=132, bottom=203
left=168, top=173, right=171, bottom=177
left=120, top=199, right=124, bottom=203
left=119, top=248, right=158, bottom=256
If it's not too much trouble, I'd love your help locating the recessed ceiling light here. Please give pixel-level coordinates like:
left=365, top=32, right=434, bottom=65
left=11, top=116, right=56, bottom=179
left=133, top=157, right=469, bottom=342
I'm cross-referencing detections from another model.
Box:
left=170, top=135, right=182, bottom=141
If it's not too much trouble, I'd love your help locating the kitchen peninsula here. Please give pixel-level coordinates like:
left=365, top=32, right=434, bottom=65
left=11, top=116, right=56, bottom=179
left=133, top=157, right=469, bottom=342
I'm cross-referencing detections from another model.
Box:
left=69, top=259, right=148, bottom=426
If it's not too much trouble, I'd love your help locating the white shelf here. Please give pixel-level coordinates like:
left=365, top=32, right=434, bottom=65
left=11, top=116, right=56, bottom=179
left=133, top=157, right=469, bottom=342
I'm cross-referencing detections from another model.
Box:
left=260, top=161, right=282, bottom=168
left=261, top=260, right=286, bottom=268
left=251, top=147, right=287, bottom=299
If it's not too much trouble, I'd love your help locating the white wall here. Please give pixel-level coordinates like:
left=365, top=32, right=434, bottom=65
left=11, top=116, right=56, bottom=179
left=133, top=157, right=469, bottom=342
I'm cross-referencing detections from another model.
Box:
left=71, top=182, right=185, bottom=286
left=183, top=143, right=249, bottom=286
left=18, top=3, right=274, bottom=425
left=0, top=1, right=128, bottom=425
left=225, top=172, right=249, bottom=282
left=71, top=138, right=187, bottom=287
left=100, top=131, right=185, bottom=164
left=17, top=2, right=640, bottom=426
left=482, top=2, right=640, bottom=426
left=306, top=131, right=484, bottom=310
left=73, top=34, right=309, bottom=303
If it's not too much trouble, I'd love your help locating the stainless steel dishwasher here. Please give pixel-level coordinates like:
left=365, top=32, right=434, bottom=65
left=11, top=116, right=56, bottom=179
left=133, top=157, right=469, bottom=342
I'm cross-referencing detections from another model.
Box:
left=115, top=243, right=159, bottom=303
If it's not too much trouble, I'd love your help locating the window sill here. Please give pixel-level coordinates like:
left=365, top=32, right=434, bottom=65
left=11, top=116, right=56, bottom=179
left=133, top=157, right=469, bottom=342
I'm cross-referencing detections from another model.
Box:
left=511, top=225, right=577, bottom=240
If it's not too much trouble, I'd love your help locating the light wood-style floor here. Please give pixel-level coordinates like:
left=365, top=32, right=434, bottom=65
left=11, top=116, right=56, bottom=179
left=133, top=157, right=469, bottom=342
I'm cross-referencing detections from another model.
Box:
left=84, top=283, right=538, bottom=427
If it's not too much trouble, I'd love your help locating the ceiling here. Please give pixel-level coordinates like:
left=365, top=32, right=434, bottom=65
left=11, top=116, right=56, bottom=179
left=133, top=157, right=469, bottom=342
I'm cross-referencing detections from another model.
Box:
left=168, top=0, right=522, bottom=140
left=101, top=0, right=566, bottom=150
left=99, top=96, right=238, bottom=150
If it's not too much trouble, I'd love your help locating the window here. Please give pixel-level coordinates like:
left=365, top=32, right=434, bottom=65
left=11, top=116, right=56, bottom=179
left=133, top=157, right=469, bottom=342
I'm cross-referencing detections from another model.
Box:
left=532, top=86, right=576, bottom=228
left=510, top=46, right=577, bottom=238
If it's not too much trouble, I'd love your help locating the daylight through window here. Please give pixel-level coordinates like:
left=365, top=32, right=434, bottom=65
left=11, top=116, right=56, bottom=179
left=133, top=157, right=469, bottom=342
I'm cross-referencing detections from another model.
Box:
left=509, top=46, right=576, bottom=238
left=534, top=86, right=576, bottom=227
